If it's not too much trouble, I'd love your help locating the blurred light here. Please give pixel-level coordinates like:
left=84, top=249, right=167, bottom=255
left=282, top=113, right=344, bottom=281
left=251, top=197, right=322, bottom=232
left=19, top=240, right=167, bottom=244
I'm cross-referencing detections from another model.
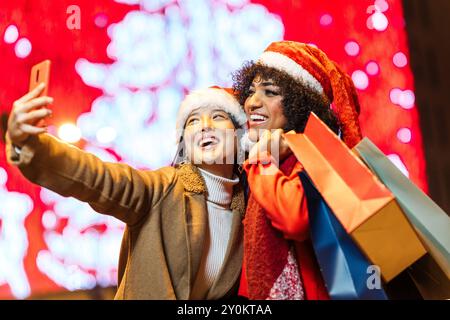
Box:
left=393, top=52, right=407, bottom=68
left=114, top=0, right=140, bottom=5
left=370, top=12, right=388, bottom=31
left=387, top=154, right=409, bottom=177
left=223, top=0, right=248, bottom=5
left=0, top=178, right=33, bottom=299
left=374, top=0, right=389, bottom=12
left=389, top=88, right=402, bottom=104
left=106, top=43, right=116, bottom=59
left=142, top=0, right=173, bottom=11
left=40, top=188, right=63, bottom=205
left=344, top=41, right=360, bottom=56
left=58, top=123, right=82, bottom=143
left=94, top=13, right=108, bottom=28
left=36, top=251, right=97, bottom=292
left=366, top=61, right=379, bottom=75
left=0, top=167, right=7, bottom=185
left=96, top=126, right=117, bottom=144
left=15, top=38, right=32, bottom=58
left=397, top=127, right=412, bottom=143
left=398, top=90, right=415, bottom=109
left=320, top=14, right=333, bottom=26
left=115, top=0, right=139, bottom=4
left=75, top=58, right=108, bottom=88
left=4, top=25, right=19, bottom=44
left=42, top=210, right=57, bottom=229
left=352, top=70, right=369, bottom=90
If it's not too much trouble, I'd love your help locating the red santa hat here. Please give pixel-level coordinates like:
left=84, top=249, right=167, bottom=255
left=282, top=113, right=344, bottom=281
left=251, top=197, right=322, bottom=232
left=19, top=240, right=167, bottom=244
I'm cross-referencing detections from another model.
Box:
left=175, top=86, right=247, bottom=142
left=258, top=41, right=362, bottom=148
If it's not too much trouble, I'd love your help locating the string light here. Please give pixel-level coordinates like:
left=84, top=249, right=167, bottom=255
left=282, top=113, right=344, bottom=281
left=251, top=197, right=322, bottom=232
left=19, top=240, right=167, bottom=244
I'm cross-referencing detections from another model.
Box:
left=3, top=25, right=19, bottom=44
left=58, top=123, right=82, bottom=143
left=14, top=38, right=32, bottom=58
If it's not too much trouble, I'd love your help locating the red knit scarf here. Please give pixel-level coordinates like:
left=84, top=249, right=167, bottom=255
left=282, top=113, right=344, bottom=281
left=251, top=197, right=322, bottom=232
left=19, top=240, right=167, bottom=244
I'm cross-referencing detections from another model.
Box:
left=243, top=155, right=303, bottom=299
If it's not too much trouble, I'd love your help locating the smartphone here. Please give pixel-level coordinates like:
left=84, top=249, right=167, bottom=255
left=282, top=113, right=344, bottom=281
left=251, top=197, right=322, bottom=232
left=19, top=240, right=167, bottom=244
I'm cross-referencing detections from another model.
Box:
left=29, top=59, right=51, bottom=126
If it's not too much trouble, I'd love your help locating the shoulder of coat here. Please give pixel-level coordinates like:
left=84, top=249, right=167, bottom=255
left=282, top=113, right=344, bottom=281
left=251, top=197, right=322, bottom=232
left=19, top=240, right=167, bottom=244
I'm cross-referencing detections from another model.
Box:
left=176, top=163, right=206, bottom=194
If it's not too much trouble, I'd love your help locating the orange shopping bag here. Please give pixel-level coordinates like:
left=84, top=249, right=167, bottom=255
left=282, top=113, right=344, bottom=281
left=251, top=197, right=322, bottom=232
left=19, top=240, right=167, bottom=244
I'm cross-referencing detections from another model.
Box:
left=284, top=113, right=426, bottom=282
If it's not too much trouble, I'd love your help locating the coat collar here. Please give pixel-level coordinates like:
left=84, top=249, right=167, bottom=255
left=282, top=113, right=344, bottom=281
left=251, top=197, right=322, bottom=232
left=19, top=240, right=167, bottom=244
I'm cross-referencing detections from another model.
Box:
left=177, top=163, right=246, bottom=218
left=177, top=163, right=207, bottom=194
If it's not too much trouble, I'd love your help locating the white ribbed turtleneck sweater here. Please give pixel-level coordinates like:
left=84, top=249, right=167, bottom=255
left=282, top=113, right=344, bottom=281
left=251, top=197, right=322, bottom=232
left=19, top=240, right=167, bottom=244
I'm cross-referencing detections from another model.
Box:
left=190, top=167, right=239, bottom=299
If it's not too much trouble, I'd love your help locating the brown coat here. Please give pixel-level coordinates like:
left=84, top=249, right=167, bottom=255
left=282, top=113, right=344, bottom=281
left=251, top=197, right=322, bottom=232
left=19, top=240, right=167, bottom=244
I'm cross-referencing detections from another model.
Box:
left=6, top=133, right=245, bottom=299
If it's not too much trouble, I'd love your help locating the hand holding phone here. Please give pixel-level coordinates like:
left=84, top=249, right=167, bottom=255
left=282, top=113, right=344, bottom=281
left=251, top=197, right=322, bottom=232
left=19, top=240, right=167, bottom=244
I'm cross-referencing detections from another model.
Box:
left=29, top=60, right=51, bottom=127
left=6, top=60, right=53, bottom=147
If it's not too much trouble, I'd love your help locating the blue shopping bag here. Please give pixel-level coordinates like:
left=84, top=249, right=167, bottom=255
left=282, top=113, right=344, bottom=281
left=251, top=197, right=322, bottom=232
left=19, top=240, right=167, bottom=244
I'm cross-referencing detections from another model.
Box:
left=299, top=171, right=388, bottom=300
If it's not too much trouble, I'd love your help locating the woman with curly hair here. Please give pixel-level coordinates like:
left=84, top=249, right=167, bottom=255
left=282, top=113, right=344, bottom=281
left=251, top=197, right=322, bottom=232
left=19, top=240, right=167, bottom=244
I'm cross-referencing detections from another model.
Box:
left=232, top=41, right=363, bottom=300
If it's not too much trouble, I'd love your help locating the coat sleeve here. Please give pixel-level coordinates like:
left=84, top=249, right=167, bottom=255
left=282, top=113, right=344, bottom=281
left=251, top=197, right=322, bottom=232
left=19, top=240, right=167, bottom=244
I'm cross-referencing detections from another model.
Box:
left=243, top=153, right=309, bottom=241
left=5, top=133, right=175, bottom=226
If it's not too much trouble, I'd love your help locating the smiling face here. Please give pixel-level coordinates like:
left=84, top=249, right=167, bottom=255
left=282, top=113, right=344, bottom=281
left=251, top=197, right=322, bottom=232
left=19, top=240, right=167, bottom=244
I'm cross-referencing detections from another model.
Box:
left=183, top=107, right=237, bottom=166
left=244, top=75, right=287, bottom=131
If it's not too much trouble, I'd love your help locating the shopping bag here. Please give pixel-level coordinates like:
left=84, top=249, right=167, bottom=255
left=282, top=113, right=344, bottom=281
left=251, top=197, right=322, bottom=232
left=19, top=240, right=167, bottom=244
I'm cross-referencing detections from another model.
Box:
left=299, top=171, right=388, bottom=300
left=354, top=138, right=450, bottom=299
left=285, top=113, right=426, bottom=282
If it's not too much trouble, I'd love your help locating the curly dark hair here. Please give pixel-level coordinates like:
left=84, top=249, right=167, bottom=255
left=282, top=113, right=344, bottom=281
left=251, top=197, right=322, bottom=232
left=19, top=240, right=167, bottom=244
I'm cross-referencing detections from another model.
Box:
left=232, top=61, right=340, bottom=134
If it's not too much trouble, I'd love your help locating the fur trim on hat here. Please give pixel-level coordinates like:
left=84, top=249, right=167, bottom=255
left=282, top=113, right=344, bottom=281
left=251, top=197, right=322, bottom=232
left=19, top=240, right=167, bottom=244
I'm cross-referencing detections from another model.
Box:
left=258, top=51, right=324, bottom=95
